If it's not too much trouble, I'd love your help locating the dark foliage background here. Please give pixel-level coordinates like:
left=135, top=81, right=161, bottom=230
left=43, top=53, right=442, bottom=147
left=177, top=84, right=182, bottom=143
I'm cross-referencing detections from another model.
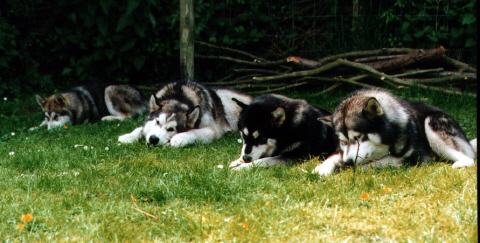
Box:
left=0, top=0, right=476, bottom=97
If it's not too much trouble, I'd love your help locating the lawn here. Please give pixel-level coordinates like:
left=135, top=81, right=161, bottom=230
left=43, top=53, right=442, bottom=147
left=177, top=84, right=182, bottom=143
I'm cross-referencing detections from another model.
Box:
left=0, top=86, right=476, bottom=242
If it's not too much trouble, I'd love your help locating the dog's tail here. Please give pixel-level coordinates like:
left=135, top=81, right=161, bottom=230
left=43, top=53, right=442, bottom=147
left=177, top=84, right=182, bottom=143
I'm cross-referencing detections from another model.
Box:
left=470, top=138, right=477, bottom=157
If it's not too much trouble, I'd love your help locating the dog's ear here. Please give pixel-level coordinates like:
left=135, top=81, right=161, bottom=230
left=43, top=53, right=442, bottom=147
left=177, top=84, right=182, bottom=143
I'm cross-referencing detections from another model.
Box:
left=187, top=105, right=200, bottom=128
left=35, top=94, right=46, bottom=108
left=271, top=107, right=286, bottom=126
left=363, top=97, right=383, bottom=119
left=53, top=93, right=69, bottom=108
left=232, top=98, right=249, bottom=110
left=149, top=94, right=161, bottom=112
left=317, top=115, right=333, bottom=127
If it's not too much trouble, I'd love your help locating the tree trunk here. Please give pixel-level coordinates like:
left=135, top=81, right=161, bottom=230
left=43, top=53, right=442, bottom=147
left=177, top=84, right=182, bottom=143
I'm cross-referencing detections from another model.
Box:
left=179, top=0, right=195, bottom=80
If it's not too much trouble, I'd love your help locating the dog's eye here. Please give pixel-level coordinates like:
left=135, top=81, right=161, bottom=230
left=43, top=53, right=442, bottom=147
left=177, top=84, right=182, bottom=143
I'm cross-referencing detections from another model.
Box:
left=166, top=127, right=175, bottom=132
left=156, top=119, right=160, bottom=125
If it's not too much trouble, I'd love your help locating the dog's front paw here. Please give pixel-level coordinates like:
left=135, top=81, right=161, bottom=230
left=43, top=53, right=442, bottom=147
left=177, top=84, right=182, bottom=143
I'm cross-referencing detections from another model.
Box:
left=118, top=127, right=143, bottom=144
left=312, top=163, right=335, bottom=176
left=231, top=162, right=253, bottom=171
left=118, top=133, right=138, bottom=143
left=229, top=159, right=245, bottom=168
left=170, top=133, right=193, bottom=147
left=452, top=159, right=475, bottom=168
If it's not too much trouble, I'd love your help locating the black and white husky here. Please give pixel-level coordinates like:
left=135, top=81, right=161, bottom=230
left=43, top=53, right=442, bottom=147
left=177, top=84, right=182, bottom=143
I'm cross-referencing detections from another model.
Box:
left=229, top=94, right=337, bottom=170
left=118, top=79, right=252, bottom=147
left=31, top=82, right=147, bottom=130
left=313, top=89, right=477, bottom=176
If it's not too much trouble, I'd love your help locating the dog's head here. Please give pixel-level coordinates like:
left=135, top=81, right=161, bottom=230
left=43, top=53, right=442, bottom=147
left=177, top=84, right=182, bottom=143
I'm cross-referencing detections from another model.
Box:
left=233, top=98, right=286, bottom=162
left=320, top=96, right=389, bottom=165
left=35, top=94, right=73, bottom=129
left=143, top=95, right=200, bottom=146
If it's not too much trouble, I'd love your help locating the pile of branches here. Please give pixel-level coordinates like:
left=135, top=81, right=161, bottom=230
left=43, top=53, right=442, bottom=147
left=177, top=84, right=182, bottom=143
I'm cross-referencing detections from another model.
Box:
left=195, top=41, right=476, bottom=97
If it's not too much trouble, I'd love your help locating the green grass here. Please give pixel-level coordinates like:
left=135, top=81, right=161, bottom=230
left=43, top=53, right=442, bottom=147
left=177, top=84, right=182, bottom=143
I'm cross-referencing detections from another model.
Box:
left=0, top=87, right=477, bottom=242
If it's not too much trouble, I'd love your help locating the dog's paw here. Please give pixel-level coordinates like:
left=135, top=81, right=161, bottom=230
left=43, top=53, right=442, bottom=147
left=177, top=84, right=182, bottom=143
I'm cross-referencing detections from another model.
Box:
left=101, top=115, right=125, bottom=121
left=170, top=133, right=193, bottom=147
left=118, top=133, right=138, bottom=143
left=229, top=159, right=245, bottom=168
left=452, top=159, right=475, bottom=168
left=231, top=162, right=253, bottom=171
left=312, top=163, right=335, bottom=176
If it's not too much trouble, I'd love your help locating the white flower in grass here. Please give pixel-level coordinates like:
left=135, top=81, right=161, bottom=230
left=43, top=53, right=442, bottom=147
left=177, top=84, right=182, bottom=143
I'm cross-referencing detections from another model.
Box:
left=74, top=172, right=80, bottom=176
left=3, top=97, right=7, bottom=101
left=105, top=147, right=109, bottom=151
left=84, top=146, right=88, bottom=150
left=11, top=132, right=15, bottom=136
left=237, top=139, right=242, bottom=144
left=91, top=146, right=93, bottom=149
left=217, top=165, right=224, bottom=169
left=9, top=152, right=14, bottom=156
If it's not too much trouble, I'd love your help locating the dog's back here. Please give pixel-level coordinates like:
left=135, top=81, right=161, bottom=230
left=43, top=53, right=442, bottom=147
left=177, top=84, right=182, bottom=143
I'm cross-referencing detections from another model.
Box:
left=240, top=94, right=336, bottom=159
left=33, top=82, right=146, bottom=129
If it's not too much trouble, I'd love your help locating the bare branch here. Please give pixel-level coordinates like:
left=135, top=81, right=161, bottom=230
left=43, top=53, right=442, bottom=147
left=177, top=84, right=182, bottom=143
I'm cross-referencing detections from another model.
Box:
left=318, top=48, right=417, bottom=64
left=393, top=68, right=444, bottom=77
left=248, top=81, right=309, bottom=94
left=196, top=41, right=267, bottom=62
left=408, top=75, right=476, bottom=84
left=441, top=56, right=476, bottom=72
left=366, top=47, right=446, bottom=71
left=355, top=54, right=404, bottom=62
left=195, top=54, right=287, bottom=67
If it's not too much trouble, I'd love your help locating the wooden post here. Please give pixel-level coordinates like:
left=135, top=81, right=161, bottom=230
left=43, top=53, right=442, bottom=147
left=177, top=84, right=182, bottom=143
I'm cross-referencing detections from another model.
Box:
left=352, top=0, right=363, bottom=28
left=180, top=0, right=195, bottom=80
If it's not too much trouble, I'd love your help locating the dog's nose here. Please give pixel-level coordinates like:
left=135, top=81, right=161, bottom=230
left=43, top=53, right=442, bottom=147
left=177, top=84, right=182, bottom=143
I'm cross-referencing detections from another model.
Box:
left=149, top=135, right=160, bottom=145
left=243, top=155, right=252, bottom=163
left=346, top=158, right=355, bottom=166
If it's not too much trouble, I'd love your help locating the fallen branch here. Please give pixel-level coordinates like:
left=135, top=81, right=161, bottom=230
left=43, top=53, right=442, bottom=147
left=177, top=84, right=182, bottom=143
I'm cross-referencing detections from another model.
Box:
left=188, top=44, right=477, bottom=96
left=317, top=48, right=417, bottom=64
left=393, top=68, right=444, bottom=77
left=441, top=56, right=476, bottom=73
left=355, top=54, right=404, bottom=63
left=249, top=81, right=309, bottom=94
left=196, top=54, right=287, bottom=67
left=366, top=46, right=446, bottom=71
left=196, top=40, right=267, bottom=62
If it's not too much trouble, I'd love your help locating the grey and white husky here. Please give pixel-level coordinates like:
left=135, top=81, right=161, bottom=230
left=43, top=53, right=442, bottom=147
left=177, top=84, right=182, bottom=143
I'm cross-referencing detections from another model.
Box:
left=313, top=89, right=477, bottom=176
left=230, top=94, right=337, bottom=170
left=31, top=82, right=147, bottom=130
left=118, top=79, right=252, bottom=147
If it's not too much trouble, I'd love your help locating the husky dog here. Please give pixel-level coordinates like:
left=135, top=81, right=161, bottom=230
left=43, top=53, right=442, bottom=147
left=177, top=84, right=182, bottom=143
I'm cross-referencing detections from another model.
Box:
left=229, top=94, right=337, bottom=170
left=31, top=82, right=147, bottom=130
left=313, top=89, right=477, bottom=176
left=118, top=79, right=252, bottom=147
